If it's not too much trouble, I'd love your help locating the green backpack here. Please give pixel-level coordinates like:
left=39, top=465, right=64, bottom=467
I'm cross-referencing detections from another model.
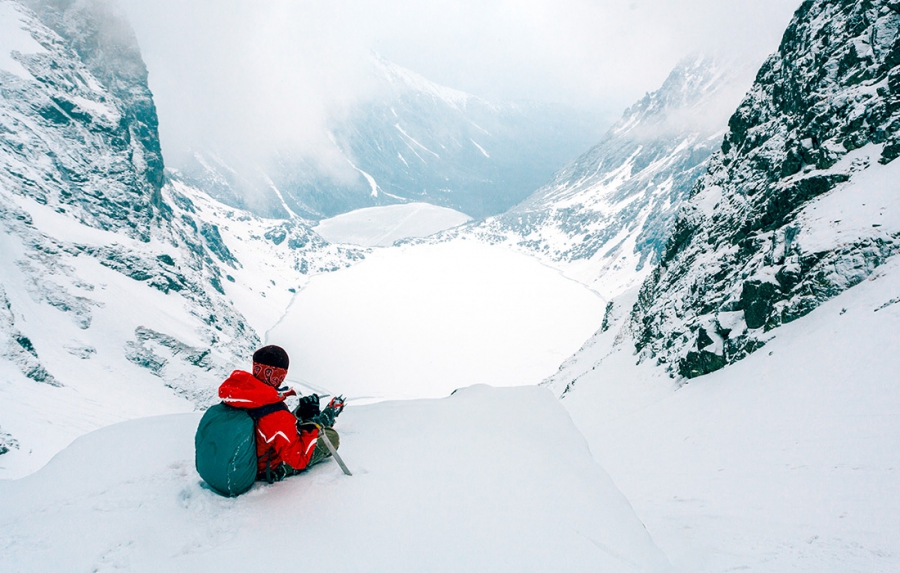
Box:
left=195, top=402, right=287, bottom=496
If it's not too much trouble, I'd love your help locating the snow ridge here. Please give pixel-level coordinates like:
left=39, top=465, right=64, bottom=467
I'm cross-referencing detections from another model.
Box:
left=0, top=386, right=673, bottom=573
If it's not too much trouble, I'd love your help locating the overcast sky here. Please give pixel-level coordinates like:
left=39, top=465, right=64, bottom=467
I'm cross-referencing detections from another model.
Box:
left=119, top=0, right=802, bottom=164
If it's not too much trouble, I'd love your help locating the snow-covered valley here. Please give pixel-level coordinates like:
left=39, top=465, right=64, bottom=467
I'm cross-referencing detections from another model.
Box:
left=268, top=238, right=607, bottom=401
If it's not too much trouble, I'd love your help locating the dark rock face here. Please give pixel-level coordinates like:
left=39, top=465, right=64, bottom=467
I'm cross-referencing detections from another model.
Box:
left=740, top=280, right=780, bottom=329
left=0, top=285, right=60, bottom=386
left=0, top=1, right=263, bottom=402
left=23, top=0, right=165, bottom=195
left=0, top=426, right=19, bottom=456
left=1, top=0, right=164, bottom=242
left=632, top=0, right=900, bottom=378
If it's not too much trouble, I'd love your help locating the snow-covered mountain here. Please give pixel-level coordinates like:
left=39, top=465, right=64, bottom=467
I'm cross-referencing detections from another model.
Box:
left=1, top=0, right=163, bottom=241
left=462, top=55, right=757, bottom=297
left=0, top=0, right=364, bottom=477
left=176, top=54, right=605, bottom=220
left=631, top=0, right=900, bottom=378
left=511, top=5, right=900, bottom=566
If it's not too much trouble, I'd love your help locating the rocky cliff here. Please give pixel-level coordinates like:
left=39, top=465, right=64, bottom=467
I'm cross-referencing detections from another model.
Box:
left=3, top=0, right=163, bottom=239
left=631, top=0, right=900, bottom=378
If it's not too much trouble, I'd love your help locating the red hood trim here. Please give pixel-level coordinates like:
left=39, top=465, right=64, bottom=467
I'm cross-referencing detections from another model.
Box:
left=218, top=370, right=283, bottom=409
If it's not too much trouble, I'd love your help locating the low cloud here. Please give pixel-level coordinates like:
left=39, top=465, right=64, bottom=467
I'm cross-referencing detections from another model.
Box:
left=119, top=0, right=801, bottom=172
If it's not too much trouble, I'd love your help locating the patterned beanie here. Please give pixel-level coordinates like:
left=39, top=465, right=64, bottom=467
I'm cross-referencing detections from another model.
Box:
left=252, top=345, right=289, bottom=386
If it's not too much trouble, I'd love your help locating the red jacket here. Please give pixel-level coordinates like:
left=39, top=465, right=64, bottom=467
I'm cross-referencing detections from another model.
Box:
left=218, top=370, right=319, bottom=474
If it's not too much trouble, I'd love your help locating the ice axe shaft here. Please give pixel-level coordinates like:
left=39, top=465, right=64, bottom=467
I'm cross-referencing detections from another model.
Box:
left=319, top=427, right=352, bottom=476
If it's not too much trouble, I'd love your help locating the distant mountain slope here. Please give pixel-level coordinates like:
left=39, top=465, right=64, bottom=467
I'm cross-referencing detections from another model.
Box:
left=176, top=54, right=605, bottom=220
left=464, top=55, right=757, bottom=297
left=631, top=0, right=900, bottom=378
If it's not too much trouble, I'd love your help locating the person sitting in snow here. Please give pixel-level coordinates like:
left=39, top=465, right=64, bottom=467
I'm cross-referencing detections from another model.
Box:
left=218, top=344, right=344, bottom=482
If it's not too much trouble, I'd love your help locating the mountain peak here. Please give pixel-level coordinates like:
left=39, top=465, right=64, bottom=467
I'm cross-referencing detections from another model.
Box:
left=369, top=51, right=477, bottom=110
left=612, top=53, right=758, bottom=139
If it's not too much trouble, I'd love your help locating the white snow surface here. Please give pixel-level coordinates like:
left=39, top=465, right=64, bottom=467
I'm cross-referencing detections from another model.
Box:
left=544, top=255, right=900, bottom=572
left=269, top=239, right=606, bottom=401
left=0, top=198, right=198, bottom=478
left=794, top=146, right=900, bottom=254
left=314, top=203, right=472, bottom=247
left=0, top=2, right=45, bottom=81
left=0, top=385, right=671, bottom=573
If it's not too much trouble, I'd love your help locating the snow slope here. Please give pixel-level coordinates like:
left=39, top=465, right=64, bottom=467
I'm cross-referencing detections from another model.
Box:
left=543, top=254, right=900, bottom=572
left=0, top=1, right=45, bottom=80
left=0, top=174, right=365, bottom=479
left=0, top=385, right=672, bottom=573
left=268, top=239, right=607, bottom=401
left=314, top=202, right=471, bottom=247
left=0, top=0, right=262, bottom=478
left=166, top=181, right=367, bottom=340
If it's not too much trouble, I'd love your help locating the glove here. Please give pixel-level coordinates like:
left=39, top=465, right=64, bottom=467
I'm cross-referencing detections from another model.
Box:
left=312, top=395, right=345, bottom=428
left=295, top=393, right=320, bottom=421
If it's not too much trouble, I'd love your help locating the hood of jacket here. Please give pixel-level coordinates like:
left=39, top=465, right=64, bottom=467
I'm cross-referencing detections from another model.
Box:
left=218, top=370, right=283, bottom=409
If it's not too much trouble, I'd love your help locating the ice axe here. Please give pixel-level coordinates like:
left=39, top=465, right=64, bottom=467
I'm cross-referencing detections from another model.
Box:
left=294, top=393, right=352, bottom=476
left=317, top=425, right=352, bottom=476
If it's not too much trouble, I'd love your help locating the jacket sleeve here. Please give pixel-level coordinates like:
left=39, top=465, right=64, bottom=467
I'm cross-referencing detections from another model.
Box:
left=257, top=410, right=320, bottom=472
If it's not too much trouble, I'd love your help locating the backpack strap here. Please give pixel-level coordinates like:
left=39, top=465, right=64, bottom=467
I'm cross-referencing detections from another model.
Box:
left=261, top=448, right=275, bottom=484
left=246, top=401, right=289, bottom=420
left=247, top=402, right=289, bottom=484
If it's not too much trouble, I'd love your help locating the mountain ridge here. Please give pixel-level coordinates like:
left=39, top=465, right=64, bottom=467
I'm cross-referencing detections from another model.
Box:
left=0, top=0, right=366, bottom=477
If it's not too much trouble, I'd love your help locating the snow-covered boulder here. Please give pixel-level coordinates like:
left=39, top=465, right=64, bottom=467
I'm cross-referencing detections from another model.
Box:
left=0, top=385, right=671, bottom=572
